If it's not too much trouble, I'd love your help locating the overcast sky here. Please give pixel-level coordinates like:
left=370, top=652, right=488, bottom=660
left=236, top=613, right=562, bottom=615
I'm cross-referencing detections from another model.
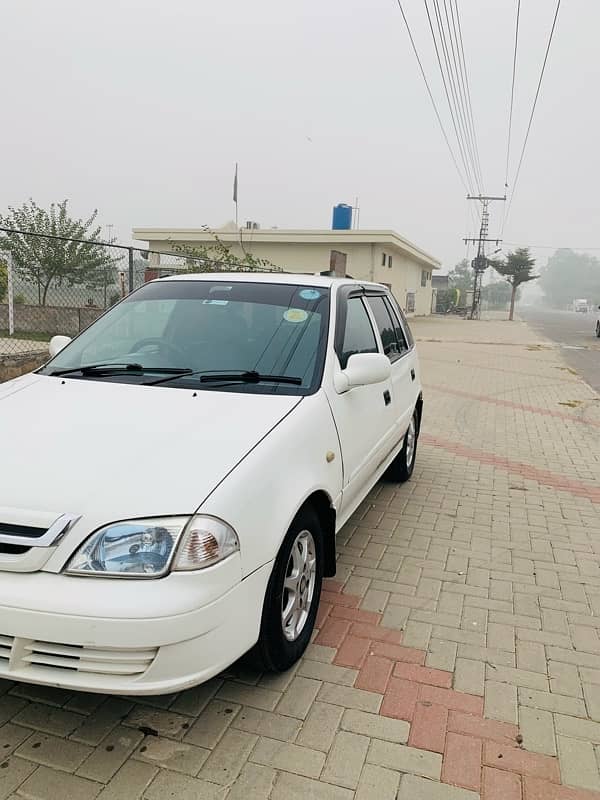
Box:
left=1, top=0, right=596, bottom=271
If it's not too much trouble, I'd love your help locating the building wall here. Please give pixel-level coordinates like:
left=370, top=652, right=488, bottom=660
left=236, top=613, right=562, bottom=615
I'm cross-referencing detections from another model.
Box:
left=146, top=239, right=434, bottom=315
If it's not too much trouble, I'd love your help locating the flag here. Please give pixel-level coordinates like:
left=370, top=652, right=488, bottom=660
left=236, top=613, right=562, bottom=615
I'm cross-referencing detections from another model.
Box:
left=233, top=163, right=238, bottom=204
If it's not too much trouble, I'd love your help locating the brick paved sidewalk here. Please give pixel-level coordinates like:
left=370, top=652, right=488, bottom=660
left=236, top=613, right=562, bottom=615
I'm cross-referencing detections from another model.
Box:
left=1, top=315, right=600, bottom=799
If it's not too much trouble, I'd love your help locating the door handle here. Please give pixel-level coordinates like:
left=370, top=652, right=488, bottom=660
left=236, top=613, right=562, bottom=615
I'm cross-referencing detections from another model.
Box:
left=410, top=368, right=416, bottom=381
left=383, top=390, right=391, bottom=406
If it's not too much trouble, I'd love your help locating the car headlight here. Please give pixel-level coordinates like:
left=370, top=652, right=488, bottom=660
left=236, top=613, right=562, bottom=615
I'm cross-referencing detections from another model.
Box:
left=64, top=515, right=240, bottom=578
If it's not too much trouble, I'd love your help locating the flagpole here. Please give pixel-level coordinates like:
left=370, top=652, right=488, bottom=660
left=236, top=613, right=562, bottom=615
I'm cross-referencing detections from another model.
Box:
left=233, top=163, right=239, bottom=228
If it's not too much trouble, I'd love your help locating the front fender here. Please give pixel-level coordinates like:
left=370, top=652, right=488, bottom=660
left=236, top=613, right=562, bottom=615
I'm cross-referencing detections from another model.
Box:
left=198, top=391, right=343, bottom=577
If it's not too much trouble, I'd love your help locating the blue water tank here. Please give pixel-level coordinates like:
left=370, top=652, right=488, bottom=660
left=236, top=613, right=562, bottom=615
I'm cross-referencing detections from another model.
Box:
left=332, top=203, right=352, bottom=230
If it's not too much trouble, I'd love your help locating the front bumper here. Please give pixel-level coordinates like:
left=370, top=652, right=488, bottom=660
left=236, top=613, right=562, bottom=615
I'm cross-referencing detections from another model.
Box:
left=0, top=561, right=272, bottom=695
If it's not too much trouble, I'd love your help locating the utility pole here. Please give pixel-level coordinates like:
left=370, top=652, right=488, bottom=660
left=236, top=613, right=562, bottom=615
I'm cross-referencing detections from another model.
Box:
left=463, top=194, right=505, bottom=319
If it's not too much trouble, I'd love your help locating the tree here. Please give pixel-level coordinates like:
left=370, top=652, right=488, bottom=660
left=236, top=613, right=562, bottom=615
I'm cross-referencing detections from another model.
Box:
left=0, top=258, right=7, bottom=303
left=447, top=259, right=473, bottom=304
left=167, top=226, right=281, bottom=272
left=538, top=249, right=600, bottom=308
left=490, top=248, right=538, bottom=320
left=0, top=199, right=120, bottom=305
left=482, top=279, right=512, bottom=309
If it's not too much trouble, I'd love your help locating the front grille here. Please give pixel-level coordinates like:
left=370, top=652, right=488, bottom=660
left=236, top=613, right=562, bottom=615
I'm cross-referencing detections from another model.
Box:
left=0, top=523, right=46, bottom=539
left=0, top=635, right=14, bottom=663
left=0, top=634, right=157, bottom=677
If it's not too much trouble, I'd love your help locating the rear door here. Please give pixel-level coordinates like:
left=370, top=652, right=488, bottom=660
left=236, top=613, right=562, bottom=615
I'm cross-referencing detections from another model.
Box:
left=326, top=289, right=399, bottom=517
left=364, top=291, right=419, bottom=439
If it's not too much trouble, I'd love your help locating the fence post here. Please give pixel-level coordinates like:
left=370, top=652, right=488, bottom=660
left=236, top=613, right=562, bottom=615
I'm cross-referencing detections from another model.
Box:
left=128, top=248, right=134, bottom=294
left=6, top=252, right=14, bottom=337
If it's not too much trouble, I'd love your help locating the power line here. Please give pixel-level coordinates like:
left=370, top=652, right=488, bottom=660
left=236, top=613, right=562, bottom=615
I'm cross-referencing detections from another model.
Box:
left=499, top=0, right=521, bottom=237
left=504, top=0, right=521, bottom=190
left=503, top=0, right=561, bottom=233
left=422, top=0, right=478, bottom=193
left=451, top=0, right=484, bottom=190
left=503, top=241, right=600, bottom=251
left=440, top=0, right=483, bottom=191
left=430, top=0, right=480, bottom=192
left=393, top=0, right=471, bottom=192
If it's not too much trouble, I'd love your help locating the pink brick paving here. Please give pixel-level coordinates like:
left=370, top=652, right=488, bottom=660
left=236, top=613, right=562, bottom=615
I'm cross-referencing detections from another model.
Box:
left=420, top=433, right=600, bottom=504
left=317, top=579, right=600, bottom=800
left=425, top=383, right=600, bottom=430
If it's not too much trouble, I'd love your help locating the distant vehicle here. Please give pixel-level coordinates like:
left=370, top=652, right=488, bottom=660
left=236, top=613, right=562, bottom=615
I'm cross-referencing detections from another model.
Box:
left=574, top=299, right=589, bottom=313
left=596, top=304, right=600, bottom=338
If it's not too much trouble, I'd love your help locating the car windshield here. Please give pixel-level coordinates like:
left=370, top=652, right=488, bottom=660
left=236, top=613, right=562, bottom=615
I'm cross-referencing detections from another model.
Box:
left=39, top=279, right=331, bottom=395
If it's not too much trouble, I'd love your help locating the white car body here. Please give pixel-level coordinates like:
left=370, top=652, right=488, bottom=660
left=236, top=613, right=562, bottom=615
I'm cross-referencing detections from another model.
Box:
left=0, top=273, right=422, bottom=694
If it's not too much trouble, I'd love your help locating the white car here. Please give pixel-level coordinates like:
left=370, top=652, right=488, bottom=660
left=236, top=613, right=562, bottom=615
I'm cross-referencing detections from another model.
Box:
left=0, top=273, right=422, bottom=695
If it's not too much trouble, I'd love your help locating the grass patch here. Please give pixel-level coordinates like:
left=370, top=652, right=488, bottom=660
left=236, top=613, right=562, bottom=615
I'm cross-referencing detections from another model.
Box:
left=0, top=329, right=52, bottom=342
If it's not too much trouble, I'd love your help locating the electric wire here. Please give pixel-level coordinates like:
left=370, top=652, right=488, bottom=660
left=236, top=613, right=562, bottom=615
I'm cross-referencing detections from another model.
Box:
left=393, top=0, right=471, bottom=192
left=499, top=0, right=521, bottom=237
left=503, top=0, right=561, bottom=235
left=440, top=0, right=483, bottom=191
left=422, top=0, right=478, bottom=193
left=452, top=0, right=485, bottom=190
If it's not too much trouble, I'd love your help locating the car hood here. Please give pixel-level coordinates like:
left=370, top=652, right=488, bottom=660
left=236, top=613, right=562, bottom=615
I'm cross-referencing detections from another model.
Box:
left=0, top=374, right=301, bottom=525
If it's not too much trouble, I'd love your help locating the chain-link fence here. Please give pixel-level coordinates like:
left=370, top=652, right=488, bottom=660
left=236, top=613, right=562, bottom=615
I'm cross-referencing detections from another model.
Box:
left=0, top=227, right=281, bottom=376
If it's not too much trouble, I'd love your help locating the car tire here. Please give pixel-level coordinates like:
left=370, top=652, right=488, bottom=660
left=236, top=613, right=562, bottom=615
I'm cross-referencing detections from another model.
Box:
left=386, top=408, right=419, bottom=483
left=249, top=507, right=324, bottom=673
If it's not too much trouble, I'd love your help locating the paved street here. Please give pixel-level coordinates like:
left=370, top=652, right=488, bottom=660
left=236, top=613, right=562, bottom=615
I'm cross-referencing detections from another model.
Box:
left=1, top=314, right=600, bottom=799
left=519, top=307, right=600, bottom=393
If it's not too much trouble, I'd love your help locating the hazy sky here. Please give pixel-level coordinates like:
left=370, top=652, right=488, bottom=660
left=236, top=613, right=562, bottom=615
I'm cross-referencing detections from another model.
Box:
left=2, top=0, right=596, bottom=271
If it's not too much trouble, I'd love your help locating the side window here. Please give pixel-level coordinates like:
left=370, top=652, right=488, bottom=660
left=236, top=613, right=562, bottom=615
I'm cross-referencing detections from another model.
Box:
left=383, top=296, right=409, bottom=353
left=387, top=293, right=414, bottom=348
left=339, top=297, right=378, bottom=369
left=365, top=295, right=400, bottom=360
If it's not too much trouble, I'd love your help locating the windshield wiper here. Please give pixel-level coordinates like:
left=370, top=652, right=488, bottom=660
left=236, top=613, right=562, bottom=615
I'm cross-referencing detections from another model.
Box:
left=145, top=369, right=302, bottom=387
left=200, top=371, right=302, bottom=385
left=50, top=363, right=193, bottom=377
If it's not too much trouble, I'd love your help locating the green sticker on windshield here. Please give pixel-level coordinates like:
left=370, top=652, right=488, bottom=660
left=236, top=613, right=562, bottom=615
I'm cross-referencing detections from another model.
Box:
left=284, top=309, right=308, bottom=323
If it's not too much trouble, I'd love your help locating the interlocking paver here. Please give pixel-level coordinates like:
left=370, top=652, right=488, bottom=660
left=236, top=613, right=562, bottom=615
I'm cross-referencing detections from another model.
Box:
left=3, top=316, right=600, bottom=799
left=519, top=706, right=557, bottom=756
left=397, top=773, right=480, bottom=800
left=367, top=738, right=443, bottom=779
left=144, top=769, right=225, bottom=800
left=295, top=702, right=344, bottom=752
left=354, top=764, right=401, bottom=800
left=200, top=729, right=258, bottom=785
left=557, top=735, right=600, bottom=792
left=249, top=736, right=325, bottom=779
left=321, top=730, right=369, bottom=789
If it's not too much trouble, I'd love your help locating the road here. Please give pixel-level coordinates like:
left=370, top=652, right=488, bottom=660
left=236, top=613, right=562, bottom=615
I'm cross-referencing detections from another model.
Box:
left=519, top=305, right=600, bottom=392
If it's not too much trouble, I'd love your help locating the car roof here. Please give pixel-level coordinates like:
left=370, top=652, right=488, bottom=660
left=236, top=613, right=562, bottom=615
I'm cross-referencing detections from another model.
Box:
left=157, top=272, right=388, bottom=292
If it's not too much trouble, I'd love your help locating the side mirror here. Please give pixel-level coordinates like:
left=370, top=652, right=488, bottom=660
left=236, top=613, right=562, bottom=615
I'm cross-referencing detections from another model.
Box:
left=334, top=353, right=391, bottom=393
left=49, top=335, right=72, bottom=358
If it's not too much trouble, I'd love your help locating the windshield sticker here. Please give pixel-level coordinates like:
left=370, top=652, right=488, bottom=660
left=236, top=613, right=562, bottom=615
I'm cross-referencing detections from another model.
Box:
left=202, top=299, right=229, bottom=305
left=284, top=309, right=309, bottom=324
left=299, top=289, right=321, bottom=300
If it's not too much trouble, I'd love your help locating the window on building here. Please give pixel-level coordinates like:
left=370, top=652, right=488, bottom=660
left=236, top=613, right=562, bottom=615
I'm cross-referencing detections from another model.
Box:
left=421, top=270, right=428, bottom=287
left=338, top=297, right=378, bottom=369
left=388, top=256, right=393, bottom=269
left=406, top=292, right=416, bottom=313
left=381, top=253, right=387, bottom=266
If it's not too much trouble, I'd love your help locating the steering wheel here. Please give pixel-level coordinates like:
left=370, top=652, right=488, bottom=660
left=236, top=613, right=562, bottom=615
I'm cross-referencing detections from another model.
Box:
left=131, top=337, right=187, bottom=362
